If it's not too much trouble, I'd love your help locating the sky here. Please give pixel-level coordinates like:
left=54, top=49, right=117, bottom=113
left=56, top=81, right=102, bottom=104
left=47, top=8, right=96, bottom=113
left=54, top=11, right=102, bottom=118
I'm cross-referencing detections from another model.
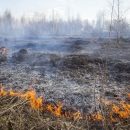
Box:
left=0, top=0, right=129, bottom=21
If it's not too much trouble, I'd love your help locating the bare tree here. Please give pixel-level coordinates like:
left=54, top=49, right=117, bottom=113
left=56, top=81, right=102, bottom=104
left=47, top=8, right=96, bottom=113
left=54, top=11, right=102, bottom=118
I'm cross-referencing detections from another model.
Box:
left=109, top=0, right=129, bottom=43
left=117, top=0, right=120, bottom=44
left=109, top=0, right=115, bottom=37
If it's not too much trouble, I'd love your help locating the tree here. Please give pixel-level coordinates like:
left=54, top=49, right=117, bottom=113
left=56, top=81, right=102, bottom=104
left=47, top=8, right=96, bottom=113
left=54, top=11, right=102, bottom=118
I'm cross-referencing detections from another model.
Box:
left=109, top=0, right=129, bottom=42
left=94, top=11, right=106, bottom=37
left=109, top=0, right=115, bottom=37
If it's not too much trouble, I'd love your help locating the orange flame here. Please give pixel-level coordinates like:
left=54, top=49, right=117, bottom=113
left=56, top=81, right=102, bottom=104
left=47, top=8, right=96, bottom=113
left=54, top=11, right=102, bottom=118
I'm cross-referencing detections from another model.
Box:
left=90, top=112, right=104, bottom=121
left=0, top=88, right=43, bottom=110
left=47, top=102, right=62, bottom=117
left=0, top=88, right=7, bottom=96
left=0, top=86, right=130, bottom=122
left=73, top=111, right=82, bottom=120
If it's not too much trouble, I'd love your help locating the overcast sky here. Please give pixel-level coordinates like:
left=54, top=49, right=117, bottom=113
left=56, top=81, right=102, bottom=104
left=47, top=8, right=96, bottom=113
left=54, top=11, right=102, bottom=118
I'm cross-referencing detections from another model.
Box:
left=0, top=0, right=129, bottom=21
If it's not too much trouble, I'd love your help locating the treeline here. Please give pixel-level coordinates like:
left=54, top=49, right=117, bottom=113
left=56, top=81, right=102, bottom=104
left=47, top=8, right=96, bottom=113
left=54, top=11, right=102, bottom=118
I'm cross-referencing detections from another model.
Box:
left=0, top=10, right=130, bottom=38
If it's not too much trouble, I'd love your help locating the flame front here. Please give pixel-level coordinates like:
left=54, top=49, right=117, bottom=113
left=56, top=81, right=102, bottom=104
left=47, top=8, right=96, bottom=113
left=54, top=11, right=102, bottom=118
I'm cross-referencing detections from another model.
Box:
left=110, top=101, right=130, bottom=122
left=0, top=87, right=63, bottom=117
left=47, top=102, right=62, bottom=117
left=0, top=87, right=130, bottom=122
left=1, top=88, right=43, bottom=110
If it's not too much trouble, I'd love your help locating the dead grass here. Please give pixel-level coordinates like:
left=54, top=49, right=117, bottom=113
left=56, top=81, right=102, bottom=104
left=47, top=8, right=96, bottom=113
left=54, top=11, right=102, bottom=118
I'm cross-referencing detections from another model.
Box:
left=0, top=94, right=130, bottom=130
left=0, top=96, right=86, bottom=130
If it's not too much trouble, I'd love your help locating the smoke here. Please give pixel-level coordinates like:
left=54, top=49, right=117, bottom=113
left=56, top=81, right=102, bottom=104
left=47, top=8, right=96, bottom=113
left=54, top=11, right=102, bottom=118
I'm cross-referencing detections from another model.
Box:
left=0, top=10, right=129, bottom=39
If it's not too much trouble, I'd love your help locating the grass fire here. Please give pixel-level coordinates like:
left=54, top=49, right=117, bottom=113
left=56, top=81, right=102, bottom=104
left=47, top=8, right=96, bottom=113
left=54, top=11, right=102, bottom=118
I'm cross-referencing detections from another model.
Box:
left=0, top=0, right=130, bottom=130
left=0, top=84, right=130, bottom=130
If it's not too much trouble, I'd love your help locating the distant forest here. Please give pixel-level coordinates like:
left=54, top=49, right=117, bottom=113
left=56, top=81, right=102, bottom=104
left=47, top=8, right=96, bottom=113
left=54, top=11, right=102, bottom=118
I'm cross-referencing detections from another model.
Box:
left=0, top=10, right=129, bottom=38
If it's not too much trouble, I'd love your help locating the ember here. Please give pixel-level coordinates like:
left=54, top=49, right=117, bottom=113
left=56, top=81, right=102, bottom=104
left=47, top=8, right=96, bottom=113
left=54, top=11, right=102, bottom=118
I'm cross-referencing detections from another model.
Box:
left=47, top=102, right=63, bottom=117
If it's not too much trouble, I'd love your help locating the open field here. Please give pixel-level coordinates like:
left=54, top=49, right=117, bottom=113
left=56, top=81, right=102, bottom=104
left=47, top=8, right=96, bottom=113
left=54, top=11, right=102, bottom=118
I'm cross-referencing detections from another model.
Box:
left=0, top=37, right=130, bottom=129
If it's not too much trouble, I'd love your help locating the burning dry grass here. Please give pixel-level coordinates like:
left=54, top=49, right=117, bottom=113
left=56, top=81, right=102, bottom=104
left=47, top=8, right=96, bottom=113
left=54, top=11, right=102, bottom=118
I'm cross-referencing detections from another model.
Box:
left=0, top=97, right=80, bottom=130
left=0, top=85, right=130, bottom=130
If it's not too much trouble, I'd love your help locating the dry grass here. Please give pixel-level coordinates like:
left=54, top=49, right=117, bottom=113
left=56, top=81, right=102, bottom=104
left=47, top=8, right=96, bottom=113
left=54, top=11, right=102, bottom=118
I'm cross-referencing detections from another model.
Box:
left=0, top=93, right=130, bottom=130
left=0, top=96, right=84, bottom=130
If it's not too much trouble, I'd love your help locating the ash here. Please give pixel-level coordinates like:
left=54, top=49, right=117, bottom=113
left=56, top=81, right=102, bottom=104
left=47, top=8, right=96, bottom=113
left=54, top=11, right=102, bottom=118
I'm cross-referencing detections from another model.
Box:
left=0, top=37, right=130, bottom=112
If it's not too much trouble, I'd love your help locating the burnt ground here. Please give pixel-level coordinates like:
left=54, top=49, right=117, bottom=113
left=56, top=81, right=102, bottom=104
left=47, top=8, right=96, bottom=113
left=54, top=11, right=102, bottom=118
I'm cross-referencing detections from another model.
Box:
left=0, top=37, right=130, bottom=112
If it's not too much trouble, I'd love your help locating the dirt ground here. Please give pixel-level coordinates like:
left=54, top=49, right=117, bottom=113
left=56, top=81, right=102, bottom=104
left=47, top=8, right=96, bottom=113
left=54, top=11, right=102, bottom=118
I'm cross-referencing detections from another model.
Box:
left=0, top=37, right=130, bottom=112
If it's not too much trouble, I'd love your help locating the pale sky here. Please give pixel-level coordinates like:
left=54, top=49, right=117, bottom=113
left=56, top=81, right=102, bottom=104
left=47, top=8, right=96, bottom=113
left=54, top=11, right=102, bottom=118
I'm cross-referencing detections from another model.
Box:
left=0, top=0, right=129, bottom=21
